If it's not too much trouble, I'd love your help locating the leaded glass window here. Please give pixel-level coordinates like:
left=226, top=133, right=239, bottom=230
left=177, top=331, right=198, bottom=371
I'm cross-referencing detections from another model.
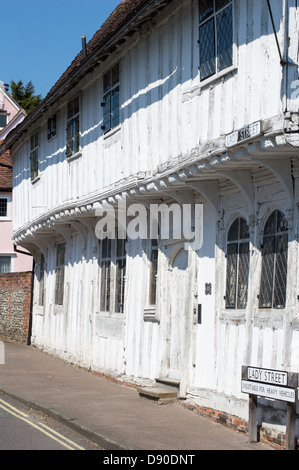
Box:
left=66, top=96, right=80, bottom=157
left=99, top=234, right=127, bottom=314
left=259, top=210, right=288, bottom=309
left=30, top=131, right=39, bottom=181
left=225, top=217, right=250, bottom=309
left=102, top=64, right=120, bottom=132
left=198, top=0, right=233, bottom=80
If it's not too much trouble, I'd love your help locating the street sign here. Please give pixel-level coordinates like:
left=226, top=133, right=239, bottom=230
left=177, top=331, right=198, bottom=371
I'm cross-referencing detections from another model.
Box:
left=226, top=121, right=261, bottom=148
left=241, top=366, right=298, bottom=403
left=242, top=366, right=299, bottom=449
left=241, top=380, right=296, bottom=403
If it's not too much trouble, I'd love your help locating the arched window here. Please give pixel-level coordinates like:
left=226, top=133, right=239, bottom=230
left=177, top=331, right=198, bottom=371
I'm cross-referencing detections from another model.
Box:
left=225, top=218, right=250, bottom=309
left=259, top=210, right=288, bottom=309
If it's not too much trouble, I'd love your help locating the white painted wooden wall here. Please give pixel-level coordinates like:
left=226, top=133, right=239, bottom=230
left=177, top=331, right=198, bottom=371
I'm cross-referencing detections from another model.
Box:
left=11, top=0, right=299, bottom=432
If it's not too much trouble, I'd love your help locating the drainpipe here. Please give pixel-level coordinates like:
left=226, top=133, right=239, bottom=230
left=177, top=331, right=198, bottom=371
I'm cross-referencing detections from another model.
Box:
left=267, top=0, right=289, bottom=112
left=27, top=259, right=35, bottom=346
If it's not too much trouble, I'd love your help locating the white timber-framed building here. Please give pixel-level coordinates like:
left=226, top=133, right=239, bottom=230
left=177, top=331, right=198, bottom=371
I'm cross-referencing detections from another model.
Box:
left=2, top=0, right=299, bottom=445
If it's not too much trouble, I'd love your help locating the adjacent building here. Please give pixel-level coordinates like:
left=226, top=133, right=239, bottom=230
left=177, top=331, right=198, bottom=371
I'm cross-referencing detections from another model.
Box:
left=1, top=0, right=299, bottom=446
left=0, top=82, right=31, bottom=273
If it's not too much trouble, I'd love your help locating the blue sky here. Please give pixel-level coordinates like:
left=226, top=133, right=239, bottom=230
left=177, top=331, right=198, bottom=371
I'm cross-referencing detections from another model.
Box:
left=2, top=0, right=121, bottom=98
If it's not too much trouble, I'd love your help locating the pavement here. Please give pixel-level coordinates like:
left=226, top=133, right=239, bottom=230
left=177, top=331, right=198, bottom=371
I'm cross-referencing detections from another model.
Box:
left=0, top=341, right=272, bottom=451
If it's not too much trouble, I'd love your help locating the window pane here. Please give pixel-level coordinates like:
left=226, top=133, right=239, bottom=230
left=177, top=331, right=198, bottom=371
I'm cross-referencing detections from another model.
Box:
left=237, top=242, right=249, bottom=309
left=103, top=93, right=111, bottom=131
left=259, top=237, right=275, bottom=308
left=111, top=87, right=120, bottom=128
left=101, top=238, right=111, bottom=259
left=0, top=199, right=7, bottom=217
left=273, top=234, right=288, bottom=308
left=0, top=114, right=7, bottom=128
left=216, top=5, right=233, bottom=72
left=240, top=218, right=250, bottom=240
left=215, top=0, right=230, bottom=11
left=55, top=244, right=65, bottom=305
left=228, top=219, right=239, bottom=241
left=0, top=257, right=11, bottom=273
left=277, top=210, right=288, bottom=233
left=199, top=18, right=216, bottom=80
left=66, top=122, right=73, bottom=157
left=55, top=267, right=65, bottom=305
left=264, top=211, right=277, bottom=235
left=100, top=260, right=111, bottom=311
left=149, top=241, right=158, bottom=306
left=225, top=243, right=237, bottom=308
left=74, top=116, right=80, bottom=154
left=199, top=0, right=214, bottom=23
left=115, top=259, right=126, bottom=313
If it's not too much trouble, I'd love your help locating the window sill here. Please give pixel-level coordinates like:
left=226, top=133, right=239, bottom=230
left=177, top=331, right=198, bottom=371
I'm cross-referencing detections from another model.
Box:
left=31, top=175, right=41, bottom=185
left=54, top=304, right=64, bottom=315
left=182, top=66, right=238, bottom=103
left=143, top=307, right=160, bottom=323
left=199, top=65, right=238, bottom=89
left=220, top=310, right=246, bottom=322
left=97, top=311, right=124, bottom=319
left=103, top=125, right=121, bottom=140
left=66, top=152, right=82, bottom=162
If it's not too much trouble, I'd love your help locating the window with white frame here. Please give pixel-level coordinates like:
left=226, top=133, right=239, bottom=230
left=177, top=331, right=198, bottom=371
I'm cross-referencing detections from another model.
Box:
left=225, top=217, right=250, bottom=309
left=102, top=64, right=120, bottom=133
left=66, top=96, right=80, bottom=157
left=99, top=235, right=126, bottom=314
left=30, top=131, right=39, bottom=181
left=198, top=0, right=233, bottom=81
left=0, top=256, right=11, bottom=274
left=259, top=210, right=288, bottom=309
left=55, top=243, right=66, bottom=306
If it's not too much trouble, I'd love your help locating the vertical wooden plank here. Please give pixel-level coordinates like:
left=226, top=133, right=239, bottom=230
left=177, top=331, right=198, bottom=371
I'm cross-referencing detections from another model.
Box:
left=248, top=394, right=258, bottom=443
left=286, top=402, right=296, bottom=451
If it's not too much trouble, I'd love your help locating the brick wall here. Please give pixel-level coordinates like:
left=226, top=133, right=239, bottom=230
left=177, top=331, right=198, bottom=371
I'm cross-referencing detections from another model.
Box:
left=0, top=272, right=33, bottom=344
left=0, top=141, right=12, bottom=190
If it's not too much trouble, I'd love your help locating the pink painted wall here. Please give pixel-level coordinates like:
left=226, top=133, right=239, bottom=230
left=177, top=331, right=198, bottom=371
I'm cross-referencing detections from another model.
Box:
left=0, top=192, right=32, bottom=272
left=0, top=85, right=19, bottom=119
left=0, top=84, right=32, bottom=273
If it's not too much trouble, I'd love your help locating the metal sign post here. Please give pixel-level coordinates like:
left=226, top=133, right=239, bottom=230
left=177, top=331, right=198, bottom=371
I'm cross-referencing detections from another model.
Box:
left=242, top=366, right=298, bottom=450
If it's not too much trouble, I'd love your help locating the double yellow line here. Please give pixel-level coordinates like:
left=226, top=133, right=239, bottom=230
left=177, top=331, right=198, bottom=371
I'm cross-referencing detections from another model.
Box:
left=0, top=397, right=85, bottom=450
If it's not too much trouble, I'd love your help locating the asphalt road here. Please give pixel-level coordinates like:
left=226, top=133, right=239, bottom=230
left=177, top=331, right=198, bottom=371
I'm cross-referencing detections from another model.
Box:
left=0, top=395, right=101, bottom=451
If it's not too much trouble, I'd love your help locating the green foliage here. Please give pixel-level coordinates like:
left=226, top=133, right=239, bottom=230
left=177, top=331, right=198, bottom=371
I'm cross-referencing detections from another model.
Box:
left=10, top=80, right=42, bottom=114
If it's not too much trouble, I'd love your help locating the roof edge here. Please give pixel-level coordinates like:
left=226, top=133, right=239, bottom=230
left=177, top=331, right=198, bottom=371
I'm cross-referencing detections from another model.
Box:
left=0, top=0, right=171, bottom=155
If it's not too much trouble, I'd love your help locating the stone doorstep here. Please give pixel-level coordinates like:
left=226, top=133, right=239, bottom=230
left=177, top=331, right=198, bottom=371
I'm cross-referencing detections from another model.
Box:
left=137, top=386, right=178, bottom=405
